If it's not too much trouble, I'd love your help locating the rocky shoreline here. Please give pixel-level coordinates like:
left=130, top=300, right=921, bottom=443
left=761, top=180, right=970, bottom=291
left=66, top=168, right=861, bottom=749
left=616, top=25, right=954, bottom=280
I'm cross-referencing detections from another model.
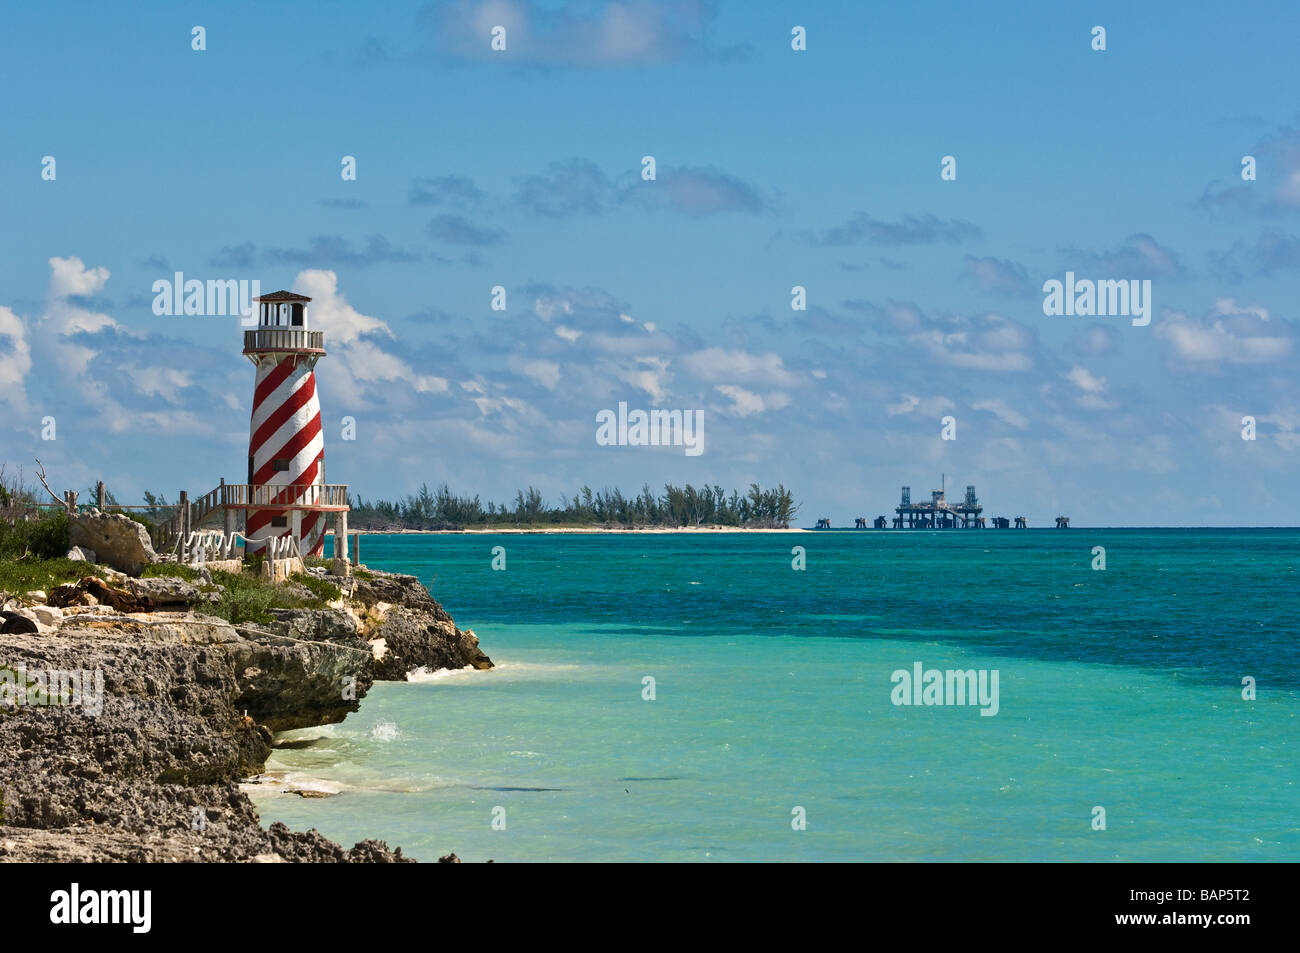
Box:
left=0, top=564, right=491, bottom=862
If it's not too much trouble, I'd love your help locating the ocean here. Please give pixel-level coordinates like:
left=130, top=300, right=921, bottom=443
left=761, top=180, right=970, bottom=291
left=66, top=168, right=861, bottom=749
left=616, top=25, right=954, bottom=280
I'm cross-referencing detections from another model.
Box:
left=251, top=529, right=1299, bottom=862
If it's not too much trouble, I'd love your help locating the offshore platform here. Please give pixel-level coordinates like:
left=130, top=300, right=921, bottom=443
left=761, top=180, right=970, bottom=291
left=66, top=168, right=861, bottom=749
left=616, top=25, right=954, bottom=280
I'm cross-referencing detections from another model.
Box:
left=893, top=475, right=983, bottom=528
left=827, top=475, right=1070, bottom=529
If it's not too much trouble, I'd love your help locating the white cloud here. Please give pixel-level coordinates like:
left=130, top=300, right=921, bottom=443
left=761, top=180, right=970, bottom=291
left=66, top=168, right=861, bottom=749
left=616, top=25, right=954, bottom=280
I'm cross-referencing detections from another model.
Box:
left=293, top=270, right=448, bottom=397
left=534, top=296, right=574, bottom=321
left=49, top=256, right=110, bottom=300
left=682, top=348, right=798, bottom=387
left=618, top=356, right=671, bottom=403
left=1156, top=305, right=1292, bottom=365
left=972, top=398, right=1028, bottom=429
left=1066, top=365, right=1107, bottom=394
left=521, top=359, right=560, bottom=389
left=126, top=365, right=193, bottom=403
left=0, top=305, right=32, bottom=411
left=715, top=384, right=789, bottom=417
left=887, top=393, right=953, bottom=416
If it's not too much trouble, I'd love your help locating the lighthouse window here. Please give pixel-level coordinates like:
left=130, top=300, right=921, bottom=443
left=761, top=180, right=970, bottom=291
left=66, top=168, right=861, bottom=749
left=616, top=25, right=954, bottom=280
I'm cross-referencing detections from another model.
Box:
left=290, top=303, right=304, bottom=326
left=272, top=458, right=290, bottom=472
left=271, top=516, right=288, bottom=528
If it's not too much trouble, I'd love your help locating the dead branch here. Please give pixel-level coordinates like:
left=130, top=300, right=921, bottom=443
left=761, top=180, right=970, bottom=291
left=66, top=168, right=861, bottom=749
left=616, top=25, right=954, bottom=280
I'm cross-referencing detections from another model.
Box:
left=33, top=458, right=64, bottom=506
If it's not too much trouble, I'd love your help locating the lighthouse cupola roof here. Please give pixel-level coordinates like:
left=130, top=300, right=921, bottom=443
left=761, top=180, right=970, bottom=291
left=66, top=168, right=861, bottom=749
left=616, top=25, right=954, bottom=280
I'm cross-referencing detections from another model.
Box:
left=243, top=288, right=324, bottom=362
left=253, top=290, right=313, bottom=330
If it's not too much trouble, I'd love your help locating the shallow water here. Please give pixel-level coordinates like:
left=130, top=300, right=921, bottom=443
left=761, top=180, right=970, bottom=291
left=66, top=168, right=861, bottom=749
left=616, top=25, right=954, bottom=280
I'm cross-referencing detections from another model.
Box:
left=252, top=530, right=1299, bottom=861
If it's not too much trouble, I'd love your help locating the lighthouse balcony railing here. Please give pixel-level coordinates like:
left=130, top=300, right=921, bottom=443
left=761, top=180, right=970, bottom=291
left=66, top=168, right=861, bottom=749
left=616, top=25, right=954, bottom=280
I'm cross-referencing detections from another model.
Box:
left=221, top=483, right=350, bottom=510
left=243, top=328, right=325, bottom=353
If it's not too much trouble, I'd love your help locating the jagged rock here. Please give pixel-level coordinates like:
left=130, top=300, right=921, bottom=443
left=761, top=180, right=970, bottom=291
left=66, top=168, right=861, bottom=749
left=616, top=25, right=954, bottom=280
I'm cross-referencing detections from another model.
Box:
left=0, top=562, right=488, bottom=862
left=125, top=575, right=203, bottom=608
left=370, top=606, right=493, bottom=679
left=0, top=610, right=395, bottom=862
left=266, top=607, right=361, bottom=645
left=68, top=512, right=157, bottom=576
left=24, top=590, right=47, bottom=603
left=350, top=571, right=452, bottom=622
left=438, top=852, right=462, bottom=863
left=66, top=546, right=96, bottom=562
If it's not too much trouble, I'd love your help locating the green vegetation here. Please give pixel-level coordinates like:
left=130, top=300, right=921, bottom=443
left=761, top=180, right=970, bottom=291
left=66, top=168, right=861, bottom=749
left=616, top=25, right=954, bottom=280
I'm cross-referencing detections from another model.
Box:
left=0, top=558, right=88, bottom=595
left=205, top=567, right=340, bottom=626
left=141, top=562, right=199, bottom=582
left=0, top=510, right=69, bottom=562
left=288, top=572, right=342, bottom=604
left=349, top=481, right=800, bottom=530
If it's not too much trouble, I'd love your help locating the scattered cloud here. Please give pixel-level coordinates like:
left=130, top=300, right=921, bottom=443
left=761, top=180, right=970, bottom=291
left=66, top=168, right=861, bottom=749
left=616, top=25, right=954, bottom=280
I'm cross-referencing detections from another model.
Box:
left=409, top=175, right=486, bottom=209
left=419, top=0, right=748, bottom=67
left=964, top=256, right=1033, bottom=296
left=294, top=269, right=449, bottom=399
left=427, top=214, right=508, bottom=246
left=0, top=305, right=32, bottom=412
left=1156, top=298, right=1294, bottom=366
left=1197, top=123, right=1300, bottom=216
left=715, top=384, right=789, bottom=417
left=512, top=159, right=612, bottom=217
left=213, top=235, right=420, bottom=269
left=1209, top=227, right=1300, bottom=280
left=1060, top=233, right=1184, bottom=278
left=972, top=397, right=1028, bottom=429
left=812, top=211, right=982, bottom=247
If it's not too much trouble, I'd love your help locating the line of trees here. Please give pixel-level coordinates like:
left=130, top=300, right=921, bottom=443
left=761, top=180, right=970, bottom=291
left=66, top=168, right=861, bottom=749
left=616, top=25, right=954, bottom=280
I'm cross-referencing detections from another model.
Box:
left=348, top=482, right=800, bottom=530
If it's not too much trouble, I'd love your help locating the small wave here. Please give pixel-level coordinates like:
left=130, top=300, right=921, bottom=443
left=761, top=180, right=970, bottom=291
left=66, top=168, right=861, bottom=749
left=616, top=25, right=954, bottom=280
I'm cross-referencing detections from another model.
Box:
left=407, top=665, right=478, bottom=682
left=371, top=721, right=401, bottom=741
left=241, top=772, right=346, bottom=797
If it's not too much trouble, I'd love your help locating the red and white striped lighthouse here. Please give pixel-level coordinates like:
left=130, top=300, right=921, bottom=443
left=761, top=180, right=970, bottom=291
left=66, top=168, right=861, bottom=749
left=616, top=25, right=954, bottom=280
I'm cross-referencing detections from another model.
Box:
left=243, top=290, right=328, bottom=557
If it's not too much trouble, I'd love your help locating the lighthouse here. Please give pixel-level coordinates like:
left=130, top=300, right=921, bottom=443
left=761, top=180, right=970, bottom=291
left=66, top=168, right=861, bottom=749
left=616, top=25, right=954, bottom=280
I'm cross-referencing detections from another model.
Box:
left=242, top=290, right=333, bottom=558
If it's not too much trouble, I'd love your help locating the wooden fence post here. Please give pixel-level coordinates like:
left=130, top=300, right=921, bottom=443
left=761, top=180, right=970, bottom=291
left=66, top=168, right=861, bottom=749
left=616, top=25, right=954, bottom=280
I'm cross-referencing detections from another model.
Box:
left=179, top=490, right=189, bottom=559
left=96, top=481, right=106, bottom=510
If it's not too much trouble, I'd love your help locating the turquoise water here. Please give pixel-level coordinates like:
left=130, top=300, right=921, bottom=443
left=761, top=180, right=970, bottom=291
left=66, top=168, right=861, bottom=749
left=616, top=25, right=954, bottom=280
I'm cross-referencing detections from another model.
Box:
left=253, top=530, right=1299, bottom=861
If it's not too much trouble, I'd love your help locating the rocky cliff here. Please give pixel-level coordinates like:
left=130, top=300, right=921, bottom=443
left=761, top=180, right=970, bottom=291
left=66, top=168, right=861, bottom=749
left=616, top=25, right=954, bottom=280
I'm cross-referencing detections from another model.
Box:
left=0, top=566, right=491, bottom=862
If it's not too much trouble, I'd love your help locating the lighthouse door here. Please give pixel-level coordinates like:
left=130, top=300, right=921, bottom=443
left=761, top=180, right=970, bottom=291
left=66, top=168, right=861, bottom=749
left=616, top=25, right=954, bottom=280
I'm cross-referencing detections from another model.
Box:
left=248, top=456, right=254, bottom=484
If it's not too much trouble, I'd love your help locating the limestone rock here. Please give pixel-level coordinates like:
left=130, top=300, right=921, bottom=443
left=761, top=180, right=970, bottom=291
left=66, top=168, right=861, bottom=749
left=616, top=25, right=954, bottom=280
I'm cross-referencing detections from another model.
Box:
left=31, top=605, right=63, bottom=627
left=370, top=606, right=493, bottom=679
left=68, top=512, right=157, bottom=576
left=66, top=546, right=96, bottom=562
left=125, top=575, right=203, bottom=608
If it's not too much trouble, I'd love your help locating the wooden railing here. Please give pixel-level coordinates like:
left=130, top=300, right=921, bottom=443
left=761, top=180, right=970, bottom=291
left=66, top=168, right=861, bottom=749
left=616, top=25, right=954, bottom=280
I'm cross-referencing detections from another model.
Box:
left=151, top=482, right=349, bottom=550
left=243, top=328, right=324, bottom=353
left=221, top=483, right=349, bottom=509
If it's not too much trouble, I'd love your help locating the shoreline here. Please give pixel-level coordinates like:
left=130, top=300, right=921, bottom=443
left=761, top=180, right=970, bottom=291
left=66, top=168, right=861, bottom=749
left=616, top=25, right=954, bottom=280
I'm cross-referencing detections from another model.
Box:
left=0, top=559, right=490, bottom=863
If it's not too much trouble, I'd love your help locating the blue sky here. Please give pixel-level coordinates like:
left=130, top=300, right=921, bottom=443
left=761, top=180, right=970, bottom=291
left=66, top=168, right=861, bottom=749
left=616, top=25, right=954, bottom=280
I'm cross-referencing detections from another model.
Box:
left=2, top=0, right=1299, bottom=525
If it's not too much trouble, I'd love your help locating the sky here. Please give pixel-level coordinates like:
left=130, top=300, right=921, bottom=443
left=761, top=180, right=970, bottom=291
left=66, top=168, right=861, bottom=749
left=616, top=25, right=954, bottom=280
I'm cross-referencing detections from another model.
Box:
left=2, top=0, right=1299, bottom=525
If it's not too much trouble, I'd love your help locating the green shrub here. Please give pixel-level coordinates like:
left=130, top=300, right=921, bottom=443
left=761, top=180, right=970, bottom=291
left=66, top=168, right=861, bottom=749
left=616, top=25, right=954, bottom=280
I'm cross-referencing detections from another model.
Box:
left=0, top=510, right=69, bottom=561
left=0, top=558, right=91, bottom=595
left=205, top=567, right=338, bottom=626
